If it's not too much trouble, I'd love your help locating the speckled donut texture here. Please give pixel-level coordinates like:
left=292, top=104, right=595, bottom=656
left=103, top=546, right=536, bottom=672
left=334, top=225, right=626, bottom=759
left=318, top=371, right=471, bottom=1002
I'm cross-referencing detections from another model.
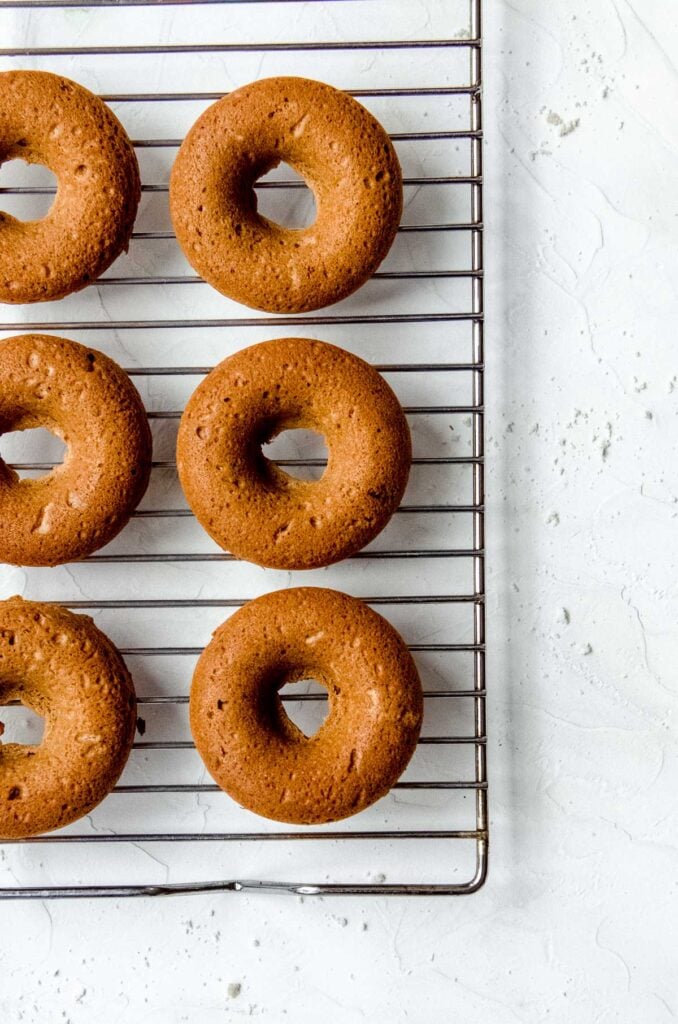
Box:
left=169, top=76, right=403, bottom=313
left=0, top=334, right=152, bottom=566
left=0, top=70, right=140, bottom=303
left=176, top=337, right=411, bottom=570
left=0, top=597, right=136, bottom=839
left=190, top=587, right=423, bottom=825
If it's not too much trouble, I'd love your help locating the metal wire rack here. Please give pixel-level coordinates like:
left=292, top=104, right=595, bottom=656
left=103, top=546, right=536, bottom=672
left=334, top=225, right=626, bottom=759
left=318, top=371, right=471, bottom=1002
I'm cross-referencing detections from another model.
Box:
left=0, top=0, right=486, bottom=897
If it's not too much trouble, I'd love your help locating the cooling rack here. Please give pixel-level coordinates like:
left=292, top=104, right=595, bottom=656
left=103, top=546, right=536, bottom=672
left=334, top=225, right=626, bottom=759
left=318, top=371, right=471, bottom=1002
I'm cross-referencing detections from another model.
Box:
left=0, top=0, right=486, bottom=897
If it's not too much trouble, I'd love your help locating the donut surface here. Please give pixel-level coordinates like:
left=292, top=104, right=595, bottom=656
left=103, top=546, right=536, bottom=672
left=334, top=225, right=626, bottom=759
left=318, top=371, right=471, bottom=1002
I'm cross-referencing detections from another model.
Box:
left=190, top=587, right=423, bottom=825
left=0, top=334, right=152, bottom=566
left=169, top=76, right=402, bottom=313
left=0, top=597, right=136, bottom=839
left=177, top=337, right=411, bottom=570
left=0, top=70, right=140, bottom=303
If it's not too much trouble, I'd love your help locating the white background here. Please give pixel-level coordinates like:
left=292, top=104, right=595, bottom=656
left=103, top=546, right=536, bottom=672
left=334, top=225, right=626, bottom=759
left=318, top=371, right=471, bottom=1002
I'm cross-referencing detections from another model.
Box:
left=1, top=1, right=677, bottom=1021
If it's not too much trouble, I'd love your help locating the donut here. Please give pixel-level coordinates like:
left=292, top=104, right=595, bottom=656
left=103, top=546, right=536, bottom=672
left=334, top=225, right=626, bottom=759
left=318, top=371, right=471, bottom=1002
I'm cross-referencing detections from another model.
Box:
left=177, top=337, right=411, bottom=569
left=0, top=70, right=140, bottom=303
left=0, top=333, right=152, bottom=567
left=169, top=76, right=402, bottom=313
left=190, top=587, right=423, bottom=825
left=0, top=597, right=136, bottom=839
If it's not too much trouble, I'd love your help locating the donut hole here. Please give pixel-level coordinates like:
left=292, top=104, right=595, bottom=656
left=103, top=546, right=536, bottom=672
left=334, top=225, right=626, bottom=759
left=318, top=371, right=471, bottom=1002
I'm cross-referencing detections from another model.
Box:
left=262, top=428, right=327, bottom=482
left=0, top=159, right=57, bottom=221
left=1, top=426, right=67, bottom=480
left=0, top=702, right=45, bottom=747
left=255, top=163, right=317, bottom=229
left=279, top=678, right=329, bottom=738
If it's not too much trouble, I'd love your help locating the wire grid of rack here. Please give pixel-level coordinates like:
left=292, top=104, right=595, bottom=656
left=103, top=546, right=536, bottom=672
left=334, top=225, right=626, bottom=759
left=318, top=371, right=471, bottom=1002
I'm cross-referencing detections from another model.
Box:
left=0, top=0, right=486, bottom=897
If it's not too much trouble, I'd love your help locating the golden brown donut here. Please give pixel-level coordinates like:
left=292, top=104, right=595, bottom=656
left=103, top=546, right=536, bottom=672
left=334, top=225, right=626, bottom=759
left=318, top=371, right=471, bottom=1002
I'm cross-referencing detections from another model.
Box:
left=169, top=76, right=402, bottom=312
left=177, top=337, right=411, bottom=570
left=0, top=334, right=152, bottom=566
left=0, top=70, right=140, bottom=303
left=0, top=597, right=136, bottom=839
left=190, top=587, right=423, bottom=825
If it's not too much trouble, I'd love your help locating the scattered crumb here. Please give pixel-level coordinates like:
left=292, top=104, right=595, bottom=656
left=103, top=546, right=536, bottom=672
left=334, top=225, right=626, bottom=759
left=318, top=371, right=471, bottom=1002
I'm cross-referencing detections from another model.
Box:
left=546, top=110, right=580, bottom=136
left=546, top=511, right=560, bottom=527
left=597, top=422, right=613, bottom=462
left=581, top=643, right=593, bottom=655
left=558, top=608, right=571, bottom=626
left=227, top=983, right=242, bottom=999
left=559, top=118, right=580, bottom=137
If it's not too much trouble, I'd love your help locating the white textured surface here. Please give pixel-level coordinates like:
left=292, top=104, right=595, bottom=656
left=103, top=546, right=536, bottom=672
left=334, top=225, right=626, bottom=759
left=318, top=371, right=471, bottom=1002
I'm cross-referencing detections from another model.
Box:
left=1, top=1, right=677, bottom=1021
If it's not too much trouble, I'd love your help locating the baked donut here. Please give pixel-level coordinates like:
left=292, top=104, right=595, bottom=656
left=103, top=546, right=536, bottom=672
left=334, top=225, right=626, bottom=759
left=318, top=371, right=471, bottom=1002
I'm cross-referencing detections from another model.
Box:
left=169, top=76, right=402, bottom=313
left=0, top=597, right=136, bottom=839
left=0, top=333, right=152, bottom=566
left=177, top=337, right=411, bottom=569
left=0, top=70, right=140, bottom=303
left=190, top=587, right=423, bottom=825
